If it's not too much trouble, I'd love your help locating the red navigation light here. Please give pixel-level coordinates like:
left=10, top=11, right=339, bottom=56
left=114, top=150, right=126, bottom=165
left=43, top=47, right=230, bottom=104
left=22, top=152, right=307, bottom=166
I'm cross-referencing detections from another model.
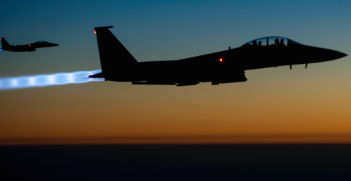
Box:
left=219, top=58, right=223, bottom=62
left=28, top=44, right=31, bottom=46
left=94, top=30, right=96, bottom=34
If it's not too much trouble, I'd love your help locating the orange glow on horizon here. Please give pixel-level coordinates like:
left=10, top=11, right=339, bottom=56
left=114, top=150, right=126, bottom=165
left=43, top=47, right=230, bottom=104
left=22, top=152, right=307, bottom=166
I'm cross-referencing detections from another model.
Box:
left=1, top=54, right=351, bottom=145
left=3, top=134, right=351, bottom=145
left=2, top=77, right=351, bottom=145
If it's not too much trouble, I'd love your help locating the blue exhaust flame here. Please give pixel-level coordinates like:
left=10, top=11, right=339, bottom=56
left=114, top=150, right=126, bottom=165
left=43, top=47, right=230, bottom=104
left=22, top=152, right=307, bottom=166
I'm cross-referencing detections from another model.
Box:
left=0, top=69, right=104, bottom=91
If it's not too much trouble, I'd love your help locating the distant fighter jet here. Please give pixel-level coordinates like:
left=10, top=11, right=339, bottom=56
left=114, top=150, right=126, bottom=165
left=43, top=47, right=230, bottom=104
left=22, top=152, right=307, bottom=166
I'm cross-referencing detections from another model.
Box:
left=89, top=26, right=347, bottom=86
left=0, top=38, right=58, bottom=52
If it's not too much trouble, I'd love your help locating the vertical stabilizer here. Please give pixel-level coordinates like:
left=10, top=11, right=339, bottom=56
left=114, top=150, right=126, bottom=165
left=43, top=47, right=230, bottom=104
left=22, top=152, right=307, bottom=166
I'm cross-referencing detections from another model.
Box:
left=94, top=26, right=138, bottom=79
left=1, top=38, right=10, bottom=49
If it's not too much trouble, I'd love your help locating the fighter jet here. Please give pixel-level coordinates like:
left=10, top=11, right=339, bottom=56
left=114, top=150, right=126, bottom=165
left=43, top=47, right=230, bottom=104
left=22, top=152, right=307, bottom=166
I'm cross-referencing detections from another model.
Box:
left=89, top=26, right=347, bottom=86
left=0, top=38, right=58, bottom=52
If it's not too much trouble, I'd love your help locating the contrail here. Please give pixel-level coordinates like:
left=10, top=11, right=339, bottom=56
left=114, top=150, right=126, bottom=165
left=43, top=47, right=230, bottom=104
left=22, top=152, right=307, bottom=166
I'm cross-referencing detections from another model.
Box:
left=0, top=69, right=104, bottom=91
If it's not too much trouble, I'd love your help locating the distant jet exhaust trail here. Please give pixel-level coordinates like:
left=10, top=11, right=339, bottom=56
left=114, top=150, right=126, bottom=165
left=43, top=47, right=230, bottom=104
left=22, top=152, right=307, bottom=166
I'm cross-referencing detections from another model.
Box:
left=0, top=69, right=104, bottom=91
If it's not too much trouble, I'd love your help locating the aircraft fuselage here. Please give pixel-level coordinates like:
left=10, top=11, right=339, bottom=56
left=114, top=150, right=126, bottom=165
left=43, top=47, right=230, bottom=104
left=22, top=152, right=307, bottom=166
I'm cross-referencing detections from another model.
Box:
left=0, top=38, right=58, bottom=52
left=2, top=45, right=36, bottom=52
left=89, top=27, right=347, bottom=86
left=94, top=44, right=346, bottom=83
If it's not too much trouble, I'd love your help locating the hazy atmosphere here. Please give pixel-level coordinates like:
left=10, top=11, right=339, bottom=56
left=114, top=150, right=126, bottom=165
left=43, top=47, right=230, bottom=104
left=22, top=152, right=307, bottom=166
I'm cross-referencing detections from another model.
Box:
left=1, top=0, right=351, bottom=144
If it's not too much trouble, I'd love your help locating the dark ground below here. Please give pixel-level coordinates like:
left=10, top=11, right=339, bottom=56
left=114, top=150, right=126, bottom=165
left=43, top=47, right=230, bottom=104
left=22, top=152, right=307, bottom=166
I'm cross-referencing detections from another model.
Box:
left=1, top=144, right=351, bottom=181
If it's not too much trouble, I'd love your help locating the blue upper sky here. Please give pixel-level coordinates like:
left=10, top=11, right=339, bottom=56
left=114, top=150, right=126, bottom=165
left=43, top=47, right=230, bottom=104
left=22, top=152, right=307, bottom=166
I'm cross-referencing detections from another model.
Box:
left=0, top=0, right=350, bottom=76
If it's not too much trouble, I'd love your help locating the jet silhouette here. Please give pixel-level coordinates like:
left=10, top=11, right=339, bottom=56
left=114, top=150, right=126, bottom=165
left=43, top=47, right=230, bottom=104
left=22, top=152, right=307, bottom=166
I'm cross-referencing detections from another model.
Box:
left=89, top=26, right=347, bottom=86
left=0, top=38, right=58, bottom=52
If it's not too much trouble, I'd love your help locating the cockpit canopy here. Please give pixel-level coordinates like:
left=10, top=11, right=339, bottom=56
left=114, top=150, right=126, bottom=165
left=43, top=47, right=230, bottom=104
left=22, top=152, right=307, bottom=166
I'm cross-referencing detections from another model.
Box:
left=35, top=40, right=48, bottom=43
left=243, top=36, right=301, bottom=47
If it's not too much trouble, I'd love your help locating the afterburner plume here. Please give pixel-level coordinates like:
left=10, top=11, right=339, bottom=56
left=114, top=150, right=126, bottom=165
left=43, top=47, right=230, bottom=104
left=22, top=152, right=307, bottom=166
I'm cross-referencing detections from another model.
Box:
left=0, top=69, right=104, bottom=91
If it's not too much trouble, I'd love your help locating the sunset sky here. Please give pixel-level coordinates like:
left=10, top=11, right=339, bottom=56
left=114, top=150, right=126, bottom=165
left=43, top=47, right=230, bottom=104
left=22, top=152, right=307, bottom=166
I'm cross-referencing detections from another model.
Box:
left=1, top=0, right=351, bottom=144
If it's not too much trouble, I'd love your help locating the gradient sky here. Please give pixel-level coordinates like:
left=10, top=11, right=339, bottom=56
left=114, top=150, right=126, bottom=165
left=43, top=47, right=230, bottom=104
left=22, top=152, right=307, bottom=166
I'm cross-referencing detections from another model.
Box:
left=1, top=0, right=351, bottom=144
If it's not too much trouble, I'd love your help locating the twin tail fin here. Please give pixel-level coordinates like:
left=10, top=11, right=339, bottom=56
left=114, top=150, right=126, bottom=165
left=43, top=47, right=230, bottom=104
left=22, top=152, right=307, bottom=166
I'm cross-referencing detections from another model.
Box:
left=0, top=38, right=10, bottom=49
left=94, top=26, right=138, bottom=79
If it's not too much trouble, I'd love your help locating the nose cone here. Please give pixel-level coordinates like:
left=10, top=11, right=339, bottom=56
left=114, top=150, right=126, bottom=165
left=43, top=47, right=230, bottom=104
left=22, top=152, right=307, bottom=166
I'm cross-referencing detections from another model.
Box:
left=321, top=49, right=348, bottom=61
left=50, top=43, right=59, bottom=47
left=332, top=50, right=347, bottom=60
left=339, top=52, right=347, bottom=59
